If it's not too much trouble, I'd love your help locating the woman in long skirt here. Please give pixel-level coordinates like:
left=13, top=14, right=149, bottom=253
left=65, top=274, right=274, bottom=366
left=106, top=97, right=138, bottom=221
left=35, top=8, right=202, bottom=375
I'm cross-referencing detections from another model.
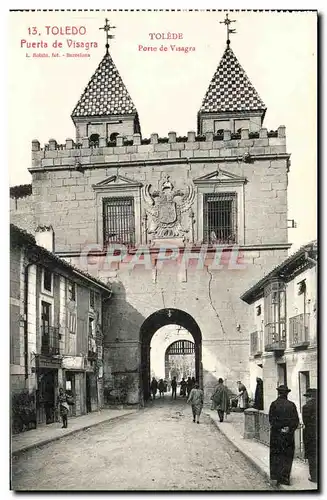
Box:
left=187, top=383, right=204, bottom=424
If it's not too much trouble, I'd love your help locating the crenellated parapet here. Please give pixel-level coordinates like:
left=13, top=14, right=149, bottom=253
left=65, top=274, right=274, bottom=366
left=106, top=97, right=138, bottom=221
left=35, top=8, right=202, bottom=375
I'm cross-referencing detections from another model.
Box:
left=30, top=126, right=287, bottom=171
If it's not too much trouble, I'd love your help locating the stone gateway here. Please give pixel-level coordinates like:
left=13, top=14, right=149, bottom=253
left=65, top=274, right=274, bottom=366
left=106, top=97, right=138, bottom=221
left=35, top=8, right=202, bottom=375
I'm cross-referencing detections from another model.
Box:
left=10, top=32, right=291, bottom=405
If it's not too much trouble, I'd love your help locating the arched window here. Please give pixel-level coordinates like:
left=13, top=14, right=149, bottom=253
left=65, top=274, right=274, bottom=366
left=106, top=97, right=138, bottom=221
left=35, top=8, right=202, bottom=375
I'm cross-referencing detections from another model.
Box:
left=89, top=133, right=99, bottom=147
left=110, top=132, right=119, bottom=143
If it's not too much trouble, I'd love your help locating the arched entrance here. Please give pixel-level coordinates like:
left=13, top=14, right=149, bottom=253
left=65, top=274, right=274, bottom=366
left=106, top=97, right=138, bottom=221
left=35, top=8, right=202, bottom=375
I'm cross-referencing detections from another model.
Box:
left=140, top=308, right=202, bottom=401
left=164, top=340, right=195, bottom=381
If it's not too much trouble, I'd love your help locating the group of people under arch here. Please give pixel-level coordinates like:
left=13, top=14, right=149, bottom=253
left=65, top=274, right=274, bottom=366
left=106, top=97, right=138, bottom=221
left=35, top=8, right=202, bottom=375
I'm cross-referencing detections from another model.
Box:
left=149, top=376, right=197, bottom=400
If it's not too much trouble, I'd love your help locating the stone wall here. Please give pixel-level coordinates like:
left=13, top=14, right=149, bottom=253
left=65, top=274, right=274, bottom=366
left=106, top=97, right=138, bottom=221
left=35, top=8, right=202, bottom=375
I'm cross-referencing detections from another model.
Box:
left=9, top=126, right=291, bottom=403
left=27, top=127, right=289, bottom=253
left=10, top=195, right=35, bottom=234
left=10, top=245, right=22, bottom=366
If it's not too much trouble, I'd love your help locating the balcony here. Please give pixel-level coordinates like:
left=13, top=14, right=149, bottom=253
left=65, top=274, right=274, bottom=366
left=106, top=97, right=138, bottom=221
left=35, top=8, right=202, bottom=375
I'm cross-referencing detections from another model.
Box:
left=250, top=330, right=263, bottom=357
left=289, top=313, right=310, bottom=348
left=265, top=322, right=286, bottom=352
left=41, top=326, right=60, bottom=356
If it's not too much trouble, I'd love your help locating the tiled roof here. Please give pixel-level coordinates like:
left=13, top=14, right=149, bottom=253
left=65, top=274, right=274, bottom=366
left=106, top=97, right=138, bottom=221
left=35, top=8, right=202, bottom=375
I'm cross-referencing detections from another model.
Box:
left=240, top=240, right=317, bottom=304
left=72, top=52, right=137, bottom=117
left=10, top=224, right=112, bottom=294
left=200, top=46, right=266, bottom=114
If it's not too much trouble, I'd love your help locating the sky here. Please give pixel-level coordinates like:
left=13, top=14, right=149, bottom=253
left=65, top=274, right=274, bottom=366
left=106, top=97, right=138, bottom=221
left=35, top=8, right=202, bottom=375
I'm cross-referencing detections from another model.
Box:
left=8, top=10, right=317, bottom=252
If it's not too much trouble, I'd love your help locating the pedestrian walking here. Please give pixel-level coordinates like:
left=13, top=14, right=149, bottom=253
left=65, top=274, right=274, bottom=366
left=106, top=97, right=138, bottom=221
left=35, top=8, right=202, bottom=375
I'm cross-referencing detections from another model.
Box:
left=302, top=388, right=317, bottom=483
left=158, top=379, right=165, bottom=398
left=58, top=387, right=69, bottom=429
left=237, top=381, right=249, bottom=411
left=254, top=377, right=264, bottom=410
left=191, top=376, right=196, bottom=388
left=186, top=377, right=193, bottom=397
left=211, top=378, right=230, bottom=422
left=269, top=384, right=299, bottom=486
left=150, top=377, right=158, bottom=400
left=171, top=376, right=177, bottom=400
left=187, top=382, right=204, bottom=424
left=180, top=378, right=187, bottom=397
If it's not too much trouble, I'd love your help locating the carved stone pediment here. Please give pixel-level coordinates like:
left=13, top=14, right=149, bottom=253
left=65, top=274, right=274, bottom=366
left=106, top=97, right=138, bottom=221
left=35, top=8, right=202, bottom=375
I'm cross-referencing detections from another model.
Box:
left=92, top=174, right=143, bottom=191
left=142, top=175, right=195, bottom=240
left=193, top=167, right=247, bottom=186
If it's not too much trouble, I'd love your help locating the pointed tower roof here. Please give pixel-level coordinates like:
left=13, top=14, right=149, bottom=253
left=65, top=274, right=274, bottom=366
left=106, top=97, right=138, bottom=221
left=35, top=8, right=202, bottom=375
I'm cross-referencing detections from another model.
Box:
left=200, top=46, right=266, bottom=114
left=72, top=51, right=137, bottom=118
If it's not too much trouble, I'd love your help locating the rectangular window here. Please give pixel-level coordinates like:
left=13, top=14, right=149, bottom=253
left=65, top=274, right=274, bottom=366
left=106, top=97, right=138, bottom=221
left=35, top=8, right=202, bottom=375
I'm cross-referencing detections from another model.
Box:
left=103, top=197, right=135, bottom=246
left=264, top=281, right=286, bottom=348
left=41, top=301, right=59, bottom=355
left=68, top=312, right=76, bottom=334
left=89, top=317, right=95, bottom=337
left=203, top=192, right=237, bottom=244
left=41, top=300, right=51, bottom=328
left=68, top=281, right=76, bottom=302
left=214, top=120, right=231, bottom=133
left=234, top=119, right=249, bottom=133
left=90, top=290, right=95, bottom=309
left=43, top=269, right=52, bottom=292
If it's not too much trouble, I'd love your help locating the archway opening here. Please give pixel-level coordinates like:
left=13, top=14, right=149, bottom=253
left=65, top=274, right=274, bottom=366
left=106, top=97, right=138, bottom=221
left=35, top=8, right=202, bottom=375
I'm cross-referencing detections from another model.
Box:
left=140, top=308, right=202, bottom=401
left=164, top=339, right=195, bottom=384
left=89, top=133, right=100, bottom=147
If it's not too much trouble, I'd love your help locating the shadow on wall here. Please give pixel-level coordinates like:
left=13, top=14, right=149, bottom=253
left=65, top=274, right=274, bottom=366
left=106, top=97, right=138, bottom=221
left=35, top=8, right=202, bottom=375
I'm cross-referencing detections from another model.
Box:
left=102, top=279, right=146, bottom=405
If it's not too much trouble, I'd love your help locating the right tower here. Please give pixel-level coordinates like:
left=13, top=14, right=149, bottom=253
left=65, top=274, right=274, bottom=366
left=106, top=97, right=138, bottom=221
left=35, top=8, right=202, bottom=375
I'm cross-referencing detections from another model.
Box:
left=198, top=14, right=266, bottom=135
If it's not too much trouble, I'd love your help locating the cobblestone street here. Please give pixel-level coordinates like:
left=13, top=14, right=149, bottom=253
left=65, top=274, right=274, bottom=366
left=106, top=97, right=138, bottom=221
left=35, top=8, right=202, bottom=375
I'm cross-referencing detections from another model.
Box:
left=12, top=398, right=273, bottom=491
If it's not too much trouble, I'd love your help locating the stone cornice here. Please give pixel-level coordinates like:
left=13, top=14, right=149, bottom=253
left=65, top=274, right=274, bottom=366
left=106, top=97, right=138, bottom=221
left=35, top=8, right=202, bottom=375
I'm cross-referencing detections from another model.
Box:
left=56, top=243, right=292, bottom=259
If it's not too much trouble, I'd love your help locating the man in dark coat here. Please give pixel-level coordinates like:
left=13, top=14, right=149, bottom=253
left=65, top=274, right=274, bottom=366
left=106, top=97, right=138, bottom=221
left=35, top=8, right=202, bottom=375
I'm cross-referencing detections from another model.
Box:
left=302, top=388, right=317, bottom=483
left=211, top=378, right=230, bottom=422
left=254, top=377, right=264, bottom=410
left=171, top=376, right=177, bottom=400
left=269, top=385, right=299, bottom=486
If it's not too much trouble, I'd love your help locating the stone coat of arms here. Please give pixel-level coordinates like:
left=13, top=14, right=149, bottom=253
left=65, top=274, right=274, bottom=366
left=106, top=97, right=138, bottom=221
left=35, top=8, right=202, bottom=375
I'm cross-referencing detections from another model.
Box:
left=142, top=175, right=195, bottom=240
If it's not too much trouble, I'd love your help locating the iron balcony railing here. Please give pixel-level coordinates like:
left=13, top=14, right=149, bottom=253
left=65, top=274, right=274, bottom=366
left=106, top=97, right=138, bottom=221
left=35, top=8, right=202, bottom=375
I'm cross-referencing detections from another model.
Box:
left=265, top=321, right=286, bottom=351
left=289, top=313, right=310, bottom=348
left=250, top=330, right=263, bottom=356
left=41, top=326, right=60, bottom=356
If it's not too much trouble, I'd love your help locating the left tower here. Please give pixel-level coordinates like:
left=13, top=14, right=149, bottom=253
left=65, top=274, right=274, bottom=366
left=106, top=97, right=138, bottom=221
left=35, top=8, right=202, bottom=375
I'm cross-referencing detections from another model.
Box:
left=71, top=34, right=141, bottom=144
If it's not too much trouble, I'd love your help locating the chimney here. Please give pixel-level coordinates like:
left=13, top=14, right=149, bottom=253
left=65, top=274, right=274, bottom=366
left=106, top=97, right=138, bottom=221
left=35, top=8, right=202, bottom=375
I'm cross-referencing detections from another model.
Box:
left=35, top=225, right=55, bottom=252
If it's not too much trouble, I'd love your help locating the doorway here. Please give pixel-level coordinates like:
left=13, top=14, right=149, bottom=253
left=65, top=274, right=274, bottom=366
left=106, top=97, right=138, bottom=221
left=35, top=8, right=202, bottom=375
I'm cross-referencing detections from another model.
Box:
left=86, top=374, right=92, bottom=413
left=65, top=372, right=76, bottom=417
left=37, top=369, right=57, bottom=424
left=165, top=340, right=195, bottom=381
left=140, top=308, right=202, bottom=401
left=298, top=371, right=310, bottom=457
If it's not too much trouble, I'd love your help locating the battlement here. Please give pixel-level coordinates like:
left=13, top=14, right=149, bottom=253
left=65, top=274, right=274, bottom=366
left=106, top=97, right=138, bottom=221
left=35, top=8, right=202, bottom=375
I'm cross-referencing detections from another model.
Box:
left=31, top=126, right=287, bottom=170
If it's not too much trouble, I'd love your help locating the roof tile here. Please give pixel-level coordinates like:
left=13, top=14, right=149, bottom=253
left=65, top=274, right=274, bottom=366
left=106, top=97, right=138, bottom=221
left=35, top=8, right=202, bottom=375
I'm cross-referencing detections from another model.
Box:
left=72, top=52, right=137, bottom=117
left=200, top=46, right=266, bottom=114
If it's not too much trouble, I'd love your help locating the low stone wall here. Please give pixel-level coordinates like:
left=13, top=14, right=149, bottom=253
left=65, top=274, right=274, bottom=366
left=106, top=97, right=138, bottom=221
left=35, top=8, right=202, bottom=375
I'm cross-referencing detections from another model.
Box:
left=244, top=408, right=304, bottom=458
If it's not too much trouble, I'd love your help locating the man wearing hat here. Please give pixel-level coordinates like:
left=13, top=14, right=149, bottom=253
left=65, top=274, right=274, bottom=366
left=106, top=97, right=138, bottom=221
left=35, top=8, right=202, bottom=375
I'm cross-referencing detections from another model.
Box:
left=302, top=388, right=317, bottom=483
left=268, top=384, right=300, bottom=486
